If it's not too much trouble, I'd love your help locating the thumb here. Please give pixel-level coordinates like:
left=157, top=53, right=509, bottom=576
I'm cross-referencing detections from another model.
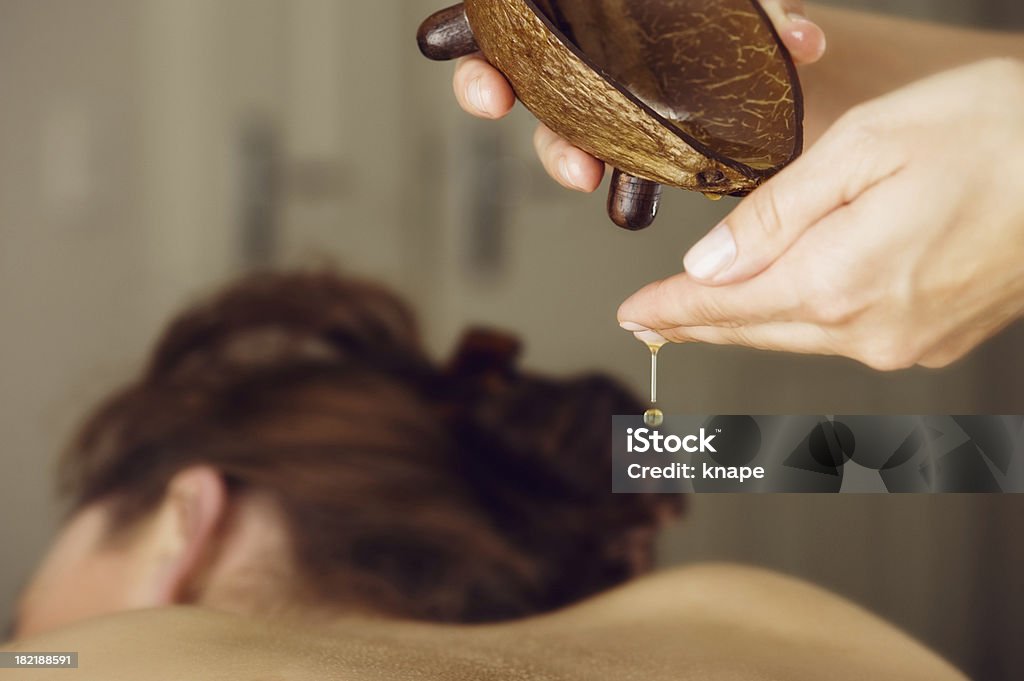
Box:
left=682, top=117, right=904, bottom=285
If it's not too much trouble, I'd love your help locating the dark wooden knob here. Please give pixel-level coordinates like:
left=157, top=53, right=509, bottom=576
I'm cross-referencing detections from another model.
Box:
left=607, top=169, right=662, bottom=230
left=417, top=3, right=479, bottom=61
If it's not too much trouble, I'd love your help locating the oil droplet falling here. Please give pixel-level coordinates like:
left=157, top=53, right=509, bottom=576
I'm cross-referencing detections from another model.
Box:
left=644, top=407, right=664, bottom=427
left=703, top=192, right=724, bottom=201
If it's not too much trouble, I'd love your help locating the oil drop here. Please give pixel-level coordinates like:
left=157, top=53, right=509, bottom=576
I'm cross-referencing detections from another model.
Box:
left=644, top=407, right=664, bottom=427
left=703, top=192, right=723, bottom=201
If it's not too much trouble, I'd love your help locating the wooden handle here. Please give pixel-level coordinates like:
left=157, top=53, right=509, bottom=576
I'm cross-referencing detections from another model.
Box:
left=607, top=169, right=662, bottom=230
left=417, top=4, right=479, bottom=61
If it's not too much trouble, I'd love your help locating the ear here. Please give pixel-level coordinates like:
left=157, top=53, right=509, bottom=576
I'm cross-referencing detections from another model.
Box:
left=141, top=466, right=227, bottom=606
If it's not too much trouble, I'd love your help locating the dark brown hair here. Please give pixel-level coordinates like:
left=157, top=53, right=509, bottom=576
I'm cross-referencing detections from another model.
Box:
left=59, top=271, right=681, bottom=622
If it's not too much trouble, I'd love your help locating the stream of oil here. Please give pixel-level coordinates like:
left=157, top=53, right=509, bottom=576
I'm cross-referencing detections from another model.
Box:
left=643, top=342, right=664, bottom=427
left=638, top=186, right=720, bottom=421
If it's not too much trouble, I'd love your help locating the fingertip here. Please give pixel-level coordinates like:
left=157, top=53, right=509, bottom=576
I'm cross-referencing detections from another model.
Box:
left=475, top=67, right=515, bottom=118
left=562, top=148, right=604, bottom=193
left=453, top=57, right=515, bottom=119
left=534, top=126, right=602, bottom=192
left=489, top=76, right=516, bottom=118
left=634, top=329, right=670, bottom=347
left=617, top=279, right=662, bottom=330
left=782, top=18, right=827, bottom=65
left=617, top=301, right=641, bottom=330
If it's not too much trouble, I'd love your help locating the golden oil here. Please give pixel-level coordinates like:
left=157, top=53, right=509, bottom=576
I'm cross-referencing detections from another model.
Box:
left=642, top=339, right=666, bottom=428
left=643, top=407, right=664, bottom=427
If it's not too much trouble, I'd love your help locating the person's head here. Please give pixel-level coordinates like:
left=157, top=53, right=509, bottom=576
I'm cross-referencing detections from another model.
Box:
left=14, top=271, right=680, bottom=638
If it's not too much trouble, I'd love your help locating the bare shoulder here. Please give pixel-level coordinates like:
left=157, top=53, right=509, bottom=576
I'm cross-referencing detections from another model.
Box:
left=547, top=563, right=969, bottom=681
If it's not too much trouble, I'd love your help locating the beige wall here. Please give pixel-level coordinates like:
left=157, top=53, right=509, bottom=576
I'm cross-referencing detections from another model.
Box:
left=1, top=0, right=153, bottom=623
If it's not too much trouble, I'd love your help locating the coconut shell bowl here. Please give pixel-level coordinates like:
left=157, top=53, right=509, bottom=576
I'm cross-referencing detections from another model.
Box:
left=417, top=0, right=803, bottom=230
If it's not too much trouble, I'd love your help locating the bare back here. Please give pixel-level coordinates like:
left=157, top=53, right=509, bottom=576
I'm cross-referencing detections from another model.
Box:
left=1, top=564, right=966, bottom=681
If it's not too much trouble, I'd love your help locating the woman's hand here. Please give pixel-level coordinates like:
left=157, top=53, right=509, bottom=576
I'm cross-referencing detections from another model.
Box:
left=617, top=59, right=1024, bottom=370
left=451, top=1, right=826, bottom=192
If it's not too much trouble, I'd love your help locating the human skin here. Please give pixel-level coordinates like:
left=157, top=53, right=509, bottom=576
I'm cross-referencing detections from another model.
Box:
left=11, top=467, right=298, bottom=639
left=2, top=564, right=967, bottom=681
left=620, top=57, right=1024, bottom=370
left=451, top=4, right=1024, bottom=370
left=4, top=466, right=966, bottom=679
left=2, top=427, right=970, bottom=681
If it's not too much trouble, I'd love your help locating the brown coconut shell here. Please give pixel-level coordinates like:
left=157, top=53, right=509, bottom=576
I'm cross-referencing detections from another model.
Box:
left=419, top=0, right=803, bottom=228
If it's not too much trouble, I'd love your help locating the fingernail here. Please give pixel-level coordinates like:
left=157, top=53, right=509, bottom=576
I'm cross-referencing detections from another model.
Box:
left=684, top=223, right=737, bottom=281
left=558, top=156, right=585, bottom=190
left=634, top=329, right=669, bottom=348
left=468, top=77, right=490, bottom=115
left=785, top=13, right=827, bottom=60
left=620, top=321, right=648, bottom=332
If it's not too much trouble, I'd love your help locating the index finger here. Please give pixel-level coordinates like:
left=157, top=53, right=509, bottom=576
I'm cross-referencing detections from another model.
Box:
left=617, top=264, right=801, bottom=332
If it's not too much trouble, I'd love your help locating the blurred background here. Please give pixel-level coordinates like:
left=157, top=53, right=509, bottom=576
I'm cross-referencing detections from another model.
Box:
left=0, top=0, right=1022, bottom=679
